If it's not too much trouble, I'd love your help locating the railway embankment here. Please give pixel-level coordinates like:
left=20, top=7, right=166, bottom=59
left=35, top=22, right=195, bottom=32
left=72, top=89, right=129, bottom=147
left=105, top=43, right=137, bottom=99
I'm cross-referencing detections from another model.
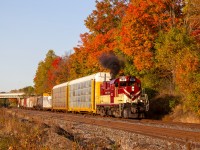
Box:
left=1, top=108, right=200, bottom=150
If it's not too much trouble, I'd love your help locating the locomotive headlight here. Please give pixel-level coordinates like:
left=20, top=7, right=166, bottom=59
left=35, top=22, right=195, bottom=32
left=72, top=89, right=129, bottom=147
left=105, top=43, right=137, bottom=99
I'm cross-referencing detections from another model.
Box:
left=132, top=86, right=134, bottom=91
left=120, top=76, right=126, bottom=81
left=137, top=97, right=143, bottom=103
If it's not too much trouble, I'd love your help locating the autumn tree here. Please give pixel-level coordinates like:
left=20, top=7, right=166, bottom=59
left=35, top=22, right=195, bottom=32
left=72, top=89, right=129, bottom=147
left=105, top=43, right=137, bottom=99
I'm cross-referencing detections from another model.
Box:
left=183, top=0, right=200, bottom=43
left=155, top=27, right=200, bottom=114
left=48, top=53, right=72, bottom=84
left=46, top=56, right=62, bottom=90
left=119, top=0, right=177, bottom=71
left=56, top=55, right=72, bottom=83
left=34, top=61, right=45, bottom=95
left=85, top=0, right=128, bottom=34
left=71, top=0, right=128, bottom=77
left=34, top=50, right=57, bottom=95
left=71, top=33, right=94, bottom=78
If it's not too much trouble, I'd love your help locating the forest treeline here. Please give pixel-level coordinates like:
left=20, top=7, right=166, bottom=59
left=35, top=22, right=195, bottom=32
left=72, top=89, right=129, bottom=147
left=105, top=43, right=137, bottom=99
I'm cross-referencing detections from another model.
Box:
left=33, top=0, right=200, bottom=117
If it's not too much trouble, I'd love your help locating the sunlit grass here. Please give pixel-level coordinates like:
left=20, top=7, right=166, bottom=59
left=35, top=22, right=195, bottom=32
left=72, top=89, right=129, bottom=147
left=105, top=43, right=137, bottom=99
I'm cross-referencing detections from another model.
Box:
left=0, top=109, right=49, bottom=150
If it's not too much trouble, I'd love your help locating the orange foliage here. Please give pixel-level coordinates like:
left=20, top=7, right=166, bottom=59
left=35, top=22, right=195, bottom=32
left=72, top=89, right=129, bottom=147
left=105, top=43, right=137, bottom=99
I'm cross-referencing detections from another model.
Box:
left=175, top=51, right=199, bottom=92
left=119, top=0, right=171, bottom=71
left=85, top=0, right=128, bottom=34
left=47, top=57, right=62, bottom=90
left=71, top=0, right=128, bottom=75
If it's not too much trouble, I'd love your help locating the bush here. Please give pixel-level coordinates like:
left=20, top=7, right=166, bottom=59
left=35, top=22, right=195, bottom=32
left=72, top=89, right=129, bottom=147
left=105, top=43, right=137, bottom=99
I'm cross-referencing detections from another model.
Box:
left=147, top=94, right=181, bottom=119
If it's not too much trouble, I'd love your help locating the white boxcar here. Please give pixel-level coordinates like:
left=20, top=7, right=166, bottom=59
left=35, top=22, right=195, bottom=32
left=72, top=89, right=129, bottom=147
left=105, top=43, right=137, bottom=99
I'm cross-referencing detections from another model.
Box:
left=42, top=96, right=52, bottom=109
left=19, top=98, right=25, bottom=107
left=26, top=97, right=37, bottom=108
left=37, top=96, right=52, bottom=109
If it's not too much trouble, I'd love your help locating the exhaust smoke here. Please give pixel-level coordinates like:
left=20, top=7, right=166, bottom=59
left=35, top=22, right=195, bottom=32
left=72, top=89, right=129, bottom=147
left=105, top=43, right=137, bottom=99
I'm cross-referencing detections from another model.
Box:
left=99, top=52, right=124, bottom=79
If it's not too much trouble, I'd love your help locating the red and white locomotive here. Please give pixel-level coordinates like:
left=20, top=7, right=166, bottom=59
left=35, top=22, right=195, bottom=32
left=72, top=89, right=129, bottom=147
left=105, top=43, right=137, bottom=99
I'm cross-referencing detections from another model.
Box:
left=97, top=75, right=149, bottom=118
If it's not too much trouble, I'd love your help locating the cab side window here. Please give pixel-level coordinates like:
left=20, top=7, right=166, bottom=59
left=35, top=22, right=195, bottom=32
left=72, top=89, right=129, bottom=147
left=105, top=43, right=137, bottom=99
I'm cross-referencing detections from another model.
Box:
left=115, top=82, right=118, bottom=87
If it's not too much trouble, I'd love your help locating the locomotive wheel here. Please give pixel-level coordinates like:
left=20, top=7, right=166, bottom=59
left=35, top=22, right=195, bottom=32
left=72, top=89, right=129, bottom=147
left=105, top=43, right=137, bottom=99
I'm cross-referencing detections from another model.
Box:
left=100, top=109, right=106, bottom=117
left=123, top=108, right=129, bottom=119
left=138, top=112, right=145, bottom=119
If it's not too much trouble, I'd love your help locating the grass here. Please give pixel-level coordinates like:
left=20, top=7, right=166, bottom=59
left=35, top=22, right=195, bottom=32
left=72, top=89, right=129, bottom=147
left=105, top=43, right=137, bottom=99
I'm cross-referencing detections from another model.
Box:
left=0, top=108, right=50, bottom=150
left=0, top=108, right=117, bottom=150
left=162, top=105, right=200, bottom=123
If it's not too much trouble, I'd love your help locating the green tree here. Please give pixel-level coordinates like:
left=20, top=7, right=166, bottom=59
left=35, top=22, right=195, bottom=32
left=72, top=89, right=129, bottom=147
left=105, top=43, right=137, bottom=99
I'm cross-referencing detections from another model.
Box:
left=34, top=50, right=57, bottom=95
left=34, top=61, right=45, bottom=95
left=155, top=27, right=200, bottom=114
left=21, top=86, right=34, bottom=96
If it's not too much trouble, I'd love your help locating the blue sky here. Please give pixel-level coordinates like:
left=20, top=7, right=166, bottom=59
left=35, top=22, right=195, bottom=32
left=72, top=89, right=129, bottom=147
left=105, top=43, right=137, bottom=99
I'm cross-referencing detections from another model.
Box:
left=0, top=1, right=96, bottom=92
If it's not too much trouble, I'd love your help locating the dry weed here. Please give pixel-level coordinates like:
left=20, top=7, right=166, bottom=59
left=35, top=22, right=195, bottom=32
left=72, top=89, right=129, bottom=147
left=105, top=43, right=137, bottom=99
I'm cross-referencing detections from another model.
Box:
left=162, top=105, right=200, bottom=123
left=0, top=109, right=50, bottom=150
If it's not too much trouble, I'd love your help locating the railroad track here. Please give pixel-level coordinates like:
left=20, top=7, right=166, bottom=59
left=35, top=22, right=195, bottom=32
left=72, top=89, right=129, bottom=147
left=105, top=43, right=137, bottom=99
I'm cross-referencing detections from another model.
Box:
left=5, top=108, right=200, bottom=148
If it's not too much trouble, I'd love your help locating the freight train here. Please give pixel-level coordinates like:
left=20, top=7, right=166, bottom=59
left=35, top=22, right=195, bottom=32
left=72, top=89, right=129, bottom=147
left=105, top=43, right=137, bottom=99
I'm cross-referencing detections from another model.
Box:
left=19, top=72, right=149, bottom=118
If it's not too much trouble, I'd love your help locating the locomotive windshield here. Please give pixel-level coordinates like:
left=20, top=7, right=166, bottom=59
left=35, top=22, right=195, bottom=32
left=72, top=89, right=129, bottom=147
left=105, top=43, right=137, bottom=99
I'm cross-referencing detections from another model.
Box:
left=118, top=81, right=135, bottom=87
left=128, top=81, right=134, bottom=86
left=117, top=76, right=137, bottom=87
left=129, top=77, right=136, bottom=86
left=119, top=81, right=127, bottom=87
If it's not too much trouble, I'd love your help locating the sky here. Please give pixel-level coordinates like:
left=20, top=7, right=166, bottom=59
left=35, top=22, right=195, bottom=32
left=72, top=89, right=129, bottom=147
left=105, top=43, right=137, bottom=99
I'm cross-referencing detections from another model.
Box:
left=0, top=1, right=96, bottom=92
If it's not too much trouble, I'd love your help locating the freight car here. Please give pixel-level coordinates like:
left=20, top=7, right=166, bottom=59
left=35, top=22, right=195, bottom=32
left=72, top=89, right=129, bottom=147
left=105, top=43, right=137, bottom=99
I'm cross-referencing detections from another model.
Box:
left=37, top=94, right=52, bottom=110
left=19, top=95, right=51, bottom=110
left=19, top=96, right=37, bottom=108
left=52, top=72, right=149, bottom=118
left=52, top=72, right=111, bottom=112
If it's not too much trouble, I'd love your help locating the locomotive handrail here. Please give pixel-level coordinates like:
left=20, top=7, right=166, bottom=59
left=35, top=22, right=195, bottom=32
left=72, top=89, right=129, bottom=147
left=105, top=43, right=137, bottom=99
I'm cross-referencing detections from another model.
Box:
left=141, top=93, right=149, bottom=111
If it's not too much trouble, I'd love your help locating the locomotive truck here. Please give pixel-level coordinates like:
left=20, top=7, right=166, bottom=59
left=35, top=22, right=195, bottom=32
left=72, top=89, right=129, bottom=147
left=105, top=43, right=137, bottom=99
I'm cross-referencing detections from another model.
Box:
left=52, top=72, right=149, bottom=118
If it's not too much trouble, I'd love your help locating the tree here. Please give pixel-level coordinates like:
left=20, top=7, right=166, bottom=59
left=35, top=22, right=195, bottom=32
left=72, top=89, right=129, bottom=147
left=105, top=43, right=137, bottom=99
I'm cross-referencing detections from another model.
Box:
left=155, top=27, right=200, bottom=114
left=21, top=86, right=34, bottom=96
left=34, top=50, right=57, bottom=95
left=56, top=55, right=71, bottom=83
left=119, top=0, right=175, bottom=71
left=47, top=56, right=62, bottom=90
left=49, top=53, right=72, bottom=84
left=183, top=0, right=200, bottom=43
left=71, top=0, right=129, bottom=77
left=34, top=61, right=45, bottom=95
left=10, top=86, right=34, bottom=96
left=85, top=0, right=128, bottom=34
